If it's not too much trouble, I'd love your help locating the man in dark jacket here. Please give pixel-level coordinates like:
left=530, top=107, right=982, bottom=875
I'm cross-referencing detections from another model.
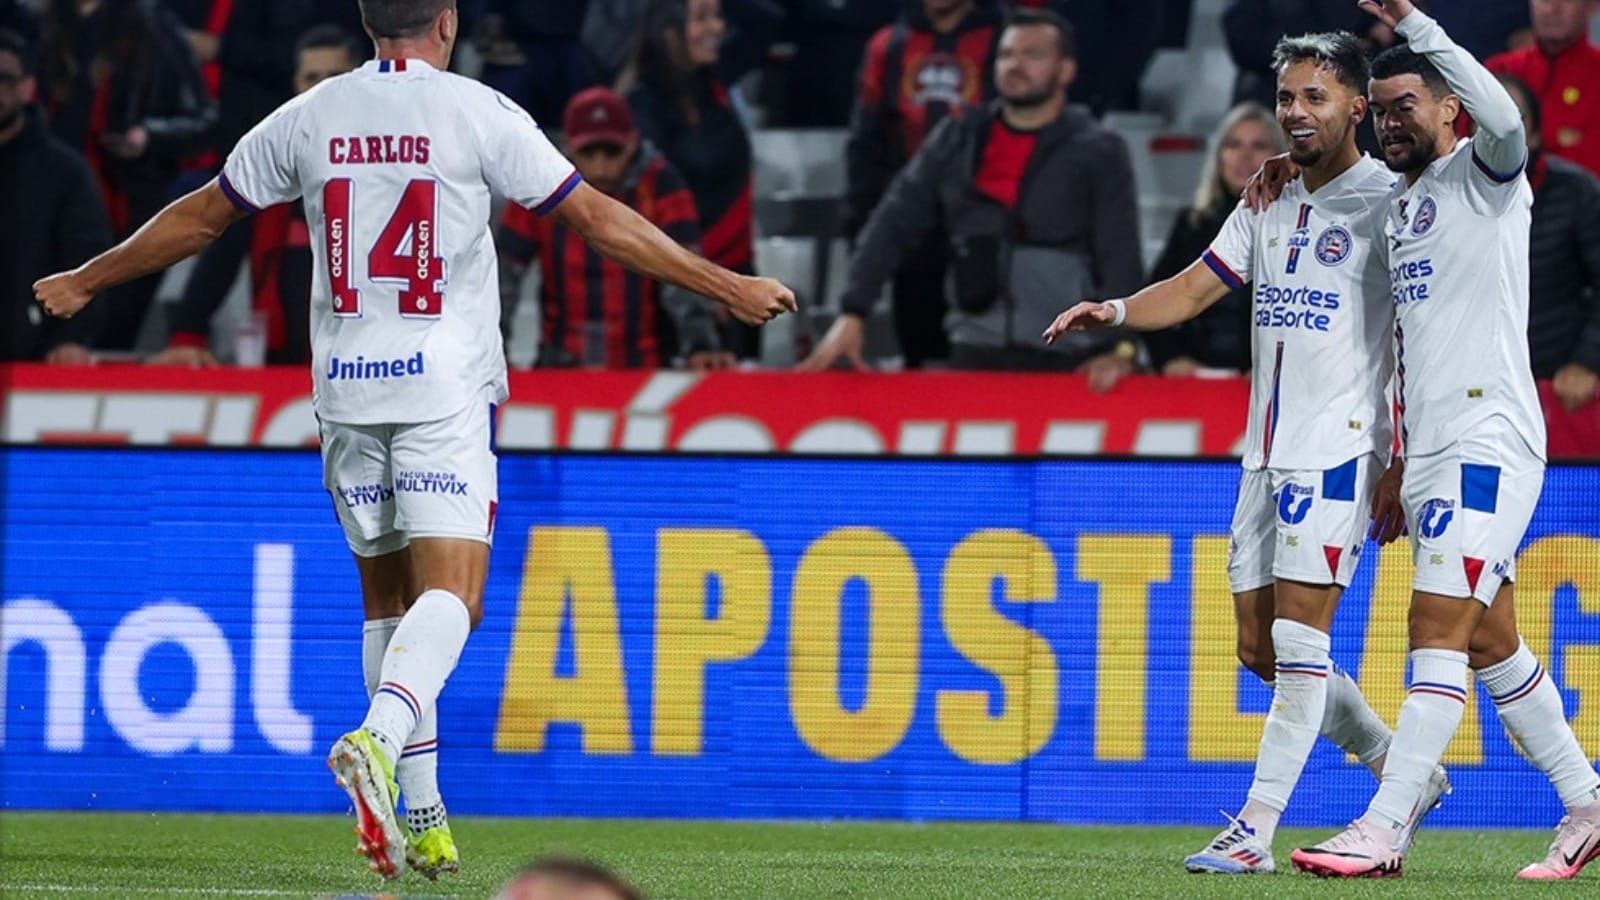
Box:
left=0, top=29, right=113, bottom=363
left=803, top=7, right=1142, bottom=380
left=1500, top=73, right=1600, bottom=412
left=846, top=0, right=1002, bottom=368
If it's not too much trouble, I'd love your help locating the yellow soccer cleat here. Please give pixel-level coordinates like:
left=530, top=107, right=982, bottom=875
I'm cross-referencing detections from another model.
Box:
left=407, top=822, right=460, bottom=880
left=327, top=729, right=407, bottom=880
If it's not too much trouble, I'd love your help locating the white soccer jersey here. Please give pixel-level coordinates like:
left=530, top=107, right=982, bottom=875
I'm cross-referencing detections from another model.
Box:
left=220, top=57, right=579, bottom=425
left=1202, top=156, right=1396, bottom=471
left=1383, top=11, right=1548, bottom=461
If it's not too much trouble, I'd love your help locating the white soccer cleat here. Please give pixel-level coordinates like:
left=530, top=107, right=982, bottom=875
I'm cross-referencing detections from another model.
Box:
left=1184, top=814, right=1276, bottom=874
left=1291, top=819, right=1404, bottom=878
left=1399, top=764, right=1452, bottom=852
left=1516, top=804, right=1600, bottom=881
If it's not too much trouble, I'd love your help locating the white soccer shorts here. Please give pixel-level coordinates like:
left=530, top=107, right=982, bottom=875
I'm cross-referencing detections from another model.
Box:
left=1403, top=421, right=1543, bottom=605
left=1227, top=453, right=1380, bottom=593
left=319, top=385, right=500, bottom=557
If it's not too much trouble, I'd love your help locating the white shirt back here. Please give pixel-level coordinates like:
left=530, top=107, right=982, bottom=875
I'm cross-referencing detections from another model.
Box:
left=220, top=58, right=579, bottom=425
left=1204, top=156, right=1397, bottom=471
left=1382, top=137, right=1546, bottom=460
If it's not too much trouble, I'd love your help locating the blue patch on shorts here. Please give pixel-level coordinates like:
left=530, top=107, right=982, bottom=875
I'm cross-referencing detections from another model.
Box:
left=1460, top=464, right=1500, bottom=514
left=1322, top=457, right=1358, bottom=502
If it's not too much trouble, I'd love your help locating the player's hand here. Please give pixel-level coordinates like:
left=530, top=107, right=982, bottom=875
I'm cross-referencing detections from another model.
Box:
left=150, top=345, right=220, bottom=368
left=685, top=350, right=736, bottom=372
left=798, top=313, right=868, bottom=371
left=1357, top=0, right=1414, bottom=31
left=45, top=342, right=93, bottom=365
left=1244, top=153, right=1300, bottom=212
left=725, top=275, right=797, bottom=326
left=100, top=126, right=149, bottom=160
left=1369, top=459, right=1407, bottom=544
left=34, top=271, right=94, bottom=319
left=1042, top=301, right=1117, bottom=344
left=1553, top=363, right=1600, bottom=412
left=1081, top=352, right=1134, bottom=394
left=1162, top=356, right=1201, bottom=377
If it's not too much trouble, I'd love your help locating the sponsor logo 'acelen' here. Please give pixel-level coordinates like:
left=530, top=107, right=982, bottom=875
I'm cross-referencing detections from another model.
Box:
left=327, top=352, right=424, bottom=381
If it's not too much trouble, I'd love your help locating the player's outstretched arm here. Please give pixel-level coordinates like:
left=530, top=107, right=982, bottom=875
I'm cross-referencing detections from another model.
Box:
left=551, top=182, right=796, bottom=326
left=1367, top=1, right=1526, bottom=176
left=1042, top=259, right=1232, bottom=344
left=34, top=179, right=247, bottom=320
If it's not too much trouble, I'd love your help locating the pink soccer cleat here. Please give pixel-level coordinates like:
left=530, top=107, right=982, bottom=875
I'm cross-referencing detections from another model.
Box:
left=1291, top=819, right=1404, bottom=878
left=1517, top=805, right=1600, bottom=881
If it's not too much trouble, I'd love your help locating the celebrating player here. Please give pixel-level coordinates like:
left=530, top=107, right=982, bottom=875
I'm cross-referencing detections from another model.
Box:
left=1043, top=30, right=1446, bottom=875
left=1282, top=0, right=1600, bottom=880
left=32, top=0, right=795, bottom=882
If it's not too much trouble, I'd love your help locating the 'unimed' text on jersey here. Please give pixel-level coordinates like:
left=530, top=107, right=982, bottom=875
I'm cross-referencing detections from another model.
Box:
left=1382, top=136, right=1547, bottom=460
left=220, top=58, right=579, bottom=425
left=1202, top=156, right=1396, bottom=471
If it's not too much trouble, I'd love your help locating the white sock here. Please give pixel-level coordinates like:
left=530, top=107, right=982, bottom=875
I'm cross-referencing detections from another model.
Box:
left=362, top=589, right=471, bottom=765
left=1241, top=619, right=1332, bottom=844
left=1365, top=648, right=1469, bottom=840
left=363, top=616, right=446, bottom=821
left=1478, top=638, right=1600, bottom=812
left=1323, top=662, right=1393, bottom=779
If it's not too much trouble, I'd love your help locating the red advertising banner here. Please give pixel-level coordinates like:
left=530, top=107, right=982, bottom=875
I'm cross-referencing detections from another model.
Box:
left=2, top=364, right=1595, bottom=458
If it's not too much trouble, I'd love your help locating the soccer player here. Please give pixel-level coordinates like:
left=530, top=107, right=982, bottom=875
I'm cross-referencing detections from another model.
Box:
left=32, top=0, right=796, bottom=882
left=1043, top=30, right=1447, bottom=875
left=1280, top=0, right=1600, bottom=880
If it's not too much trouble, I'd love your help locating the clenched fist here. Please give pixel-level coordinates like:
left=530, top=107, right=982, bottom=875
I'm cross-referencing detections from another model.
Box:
left=724, top=275, right=798, bottom=326
left=34, top=272, right=94, bottom=320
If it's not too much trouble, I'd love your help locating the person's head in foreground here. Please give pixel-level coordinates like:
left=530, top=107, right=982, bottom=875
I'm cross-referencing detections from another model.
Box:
left=1270, top=31, right=1370, bottom=169
left=496, top=854, right=646, bottom=900
left=357, top=0, right=459, bottom=62
left=1368, top=45, right=1460, bottom=178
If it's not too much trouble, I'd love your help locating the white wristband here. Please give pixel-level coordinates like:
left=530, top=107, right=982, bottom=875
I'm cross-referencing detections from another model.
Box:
left=1105, top=299, right=1127, bottom=327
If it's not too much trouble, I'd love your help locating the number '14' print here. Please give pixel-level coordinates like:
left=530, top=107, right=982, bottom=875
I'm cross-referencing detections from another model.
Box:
left=324, top=178, right=447, bottom=318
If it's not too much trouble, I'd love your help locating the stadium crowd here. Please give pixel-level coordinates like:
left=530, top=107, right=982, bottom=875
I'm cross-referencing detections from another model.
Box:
left=2, top=0, right=1597, bottom=408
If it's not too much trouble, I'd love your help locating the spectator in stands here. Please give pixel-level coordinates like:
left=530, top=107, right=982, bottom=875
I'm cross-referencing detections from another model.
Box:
left=622, top=0, right=784, bottom=360
left=474, top=0, right=595, bottom=127
left=151, top=25, right=363, bottom=367
left=803, top=7, right=1143, bottom=381
left=1145, top=102, right=1284, bottom=377
left=770, top=0, right=899, bottom=127
left=1001, top=0, right=1164, bottom=116
left=846, top=0, right=1002, bottom=368
left=497, top=87, right=726, bottom=369
left=39, top=0, right=216, bottom=351
left=1499, top=74, right=1600, bottom=411
left=161, top=0, right=363, bottom=164
left=496, top=854, right=646, bottom=900
left=1487, top=0, right=1600, bottom=178
left=0, top=28, right=114, bottom=363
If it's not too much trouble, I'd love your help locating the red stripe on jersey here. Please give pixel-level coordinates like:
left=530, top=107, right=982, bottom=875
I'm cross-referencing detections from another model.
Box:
left=701, top=180, right=753, bottom=269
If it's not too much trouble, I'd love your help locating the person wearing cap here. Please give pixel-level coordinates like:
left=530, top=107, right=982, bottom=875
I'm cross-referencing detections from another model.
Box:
left=498, top=86, right=729, bottom=370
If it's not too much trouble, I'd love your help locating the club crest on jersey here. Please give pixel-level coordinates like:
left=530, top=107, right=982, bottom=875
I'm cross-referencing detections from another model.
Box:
left=1411, top=197, right=1437, bottom=236
left=1314, top=225, right=1352, bottom=266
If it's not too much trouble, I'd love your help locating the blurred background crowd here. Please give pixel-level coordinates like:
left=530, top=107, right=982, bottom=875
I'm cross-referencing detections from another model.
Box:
left=2, top=0, right=1597, bottom=410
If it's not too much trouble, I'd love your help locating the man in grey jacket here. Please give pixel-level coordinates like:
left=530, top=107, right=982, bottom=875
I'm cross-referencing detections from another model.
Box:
left=800, top=6, right=1142, bottom=381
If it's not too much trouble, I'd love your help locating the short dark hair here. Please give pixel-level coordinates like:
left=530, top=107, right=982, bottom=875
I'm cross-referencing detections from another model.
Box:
left=294, top=24, right=367, bottom=65
left=358, top=0, right=453, bottom=40
left=1271, top=31, right=1369, bottom=94
left=0, top=28, right=33, bottom=76
left=509, top=855, right=646, bottom=900
left=1005, top=7, right=1077, bottom=59
left=1370, top=45, right=1450, bottom=97
left=1496, top=73, right=1540, bottom=131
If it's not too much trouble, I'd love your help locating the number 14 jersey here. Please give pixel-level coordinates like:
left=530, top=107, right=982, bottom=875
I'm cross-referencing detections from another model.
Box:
left=220, top=57, right=579, bottom=425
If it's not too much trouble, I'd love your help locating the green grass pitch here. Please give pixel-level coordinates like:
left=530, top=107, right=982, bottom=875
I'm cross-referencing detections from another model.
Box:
left=0, top=812, right=1583, bottom=898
